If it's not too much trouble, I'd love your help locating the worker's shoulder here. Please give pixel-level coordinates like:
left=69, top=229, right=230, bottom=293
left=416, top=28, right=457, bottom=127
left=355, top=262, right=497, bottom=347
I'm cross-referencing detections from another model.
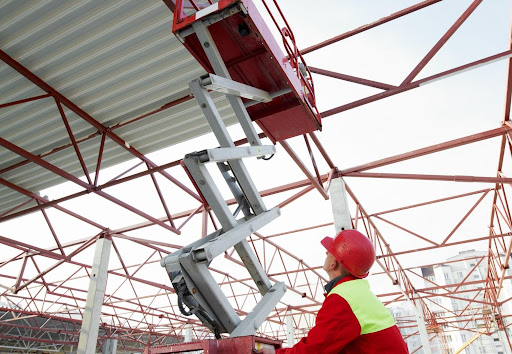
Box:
left=330, top=278, right=370, bottom=296
left=328, top=279, right=382, bottom=308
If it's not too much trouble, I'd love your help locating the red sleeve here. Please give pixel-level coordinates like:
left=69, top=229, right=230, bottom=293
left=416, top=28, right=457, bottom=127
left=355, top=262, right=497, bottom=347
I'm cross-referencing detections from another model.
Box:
left=276, top=294, right=361, bottom=354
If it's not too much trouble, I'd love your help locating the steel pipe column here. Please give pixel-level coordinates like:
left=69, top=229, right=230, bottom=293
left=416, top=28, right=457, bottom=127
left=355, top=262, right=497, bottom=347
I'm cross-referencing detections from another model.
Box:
left=77, top=236, right=112, bottom=354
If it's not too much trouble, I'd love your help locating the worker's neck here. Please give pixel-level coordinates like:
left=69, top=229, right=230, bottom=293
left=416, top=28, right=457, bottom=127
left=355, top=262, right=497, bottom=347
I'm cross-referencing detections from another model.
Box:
left=328, top=270, right=345, bottom=281
left=324, top=273, right=349, bottom=293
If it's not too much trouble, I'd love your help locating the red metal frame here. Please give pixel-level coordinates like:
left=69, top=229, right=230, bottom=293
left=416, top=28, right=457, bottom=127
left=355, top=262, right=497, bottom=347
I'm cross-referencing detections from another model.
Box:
left=150, top=335, right=281, bottom=353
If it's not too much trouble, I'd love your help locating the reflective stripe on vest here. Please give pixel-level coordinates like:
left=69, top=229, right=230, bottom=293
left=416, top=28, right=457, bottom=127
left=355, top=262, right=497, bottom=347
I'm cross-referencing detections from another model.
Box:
left=328, top=279, right=396, bottom=335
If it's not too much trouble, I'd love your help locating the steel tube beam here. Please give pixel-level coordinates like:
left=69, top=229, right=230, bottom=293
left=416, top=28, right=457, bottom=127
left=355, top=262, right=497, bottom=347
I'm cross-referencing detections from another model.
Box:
left=400, top=0, right=483, bottom=85
left=320, top=50, right=512, bottom=117
left=343, top=172, right=512, bottom=184
left=279, top=140, right=328, bottom=199
left=0, top=93, right=52, bottom=109
left=340, top=126, right=512, bottom=174
left=299, top=0, right=442, bottom=55
left=0, top=137, right=180, bottom=234
left=309, top=67, right=395, bottom=90
left=0, top=49, right=201, bottom=203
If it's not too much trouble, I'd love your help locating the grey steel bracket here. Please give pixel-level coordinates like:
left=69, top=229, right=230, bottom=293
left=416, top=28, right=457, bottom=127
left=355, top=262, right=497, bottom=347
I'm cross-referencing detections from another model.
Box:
left=161, top=209, right=279, bottom=271
left=195, top=146, right=276, bottom=164
left=201, top=73, right=272, bottom=103
left=160, top=229, right=221, bottom=272
left=192, top=207, right=280, bottom=263
left=177, top=2, right=247, bottom=41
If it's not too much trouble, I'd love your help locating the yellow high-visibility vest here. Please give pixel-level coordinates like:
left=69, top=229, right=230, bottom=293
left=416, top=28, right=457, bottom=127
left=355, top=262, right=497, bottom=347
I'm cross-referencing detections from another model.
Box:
left=329, top=279, right=396, bottom=335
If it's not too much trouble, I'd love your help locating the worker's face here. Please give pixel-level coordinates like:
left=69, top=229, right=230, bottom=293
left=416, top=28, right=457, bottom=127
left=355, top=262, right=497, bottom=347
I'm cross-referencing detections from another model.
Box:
left=322, top=251, right=337, bottom=273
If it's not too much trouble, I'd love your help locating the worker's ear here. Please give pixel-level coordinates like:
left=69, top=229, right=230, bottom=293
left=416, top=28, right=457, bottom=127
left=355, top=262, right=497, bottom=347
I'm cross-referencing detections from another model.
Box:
left=328, top=259, right=339, bottom=271
left=335, top=261, right=349, bottom=275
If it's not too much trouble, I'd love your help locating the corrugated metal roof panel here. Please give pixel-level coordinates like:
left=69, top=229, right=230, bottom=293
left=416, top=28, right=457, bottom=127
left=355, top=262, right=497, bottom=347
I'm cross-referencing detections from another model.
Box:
left=0, top=0, right=242, bottom=216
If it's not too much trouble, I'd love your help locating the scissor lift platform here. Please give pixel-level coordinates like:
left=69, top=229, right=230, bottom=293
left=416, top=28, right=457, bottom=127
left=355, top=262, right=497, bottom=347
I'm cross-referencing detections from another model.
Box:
left=160, top=0, right=320, bottom=340
left=173, top=0, right=321, bottom=142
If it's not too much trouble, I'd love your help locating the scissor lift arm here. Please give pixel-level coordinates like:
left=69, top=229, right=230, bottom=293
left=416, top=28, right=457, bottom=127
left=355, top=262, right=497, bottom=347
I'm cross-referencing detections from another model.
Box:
left=161, top=18, right=287, bottom=338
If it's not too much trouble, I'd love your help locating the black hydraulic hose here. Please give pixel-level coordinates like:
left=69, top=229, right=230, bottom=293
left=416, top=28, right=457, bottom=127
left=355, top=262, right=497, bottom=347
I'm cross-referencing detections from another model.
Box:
left=177, top=288, right=194, bottom=316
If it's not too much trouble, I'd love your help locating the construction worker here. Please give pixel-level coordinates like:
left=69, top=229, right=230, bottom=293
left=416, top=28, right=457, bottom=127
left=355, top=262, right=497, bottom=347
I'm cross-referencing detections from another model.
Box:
left=274, top=229, right=409, bottom=353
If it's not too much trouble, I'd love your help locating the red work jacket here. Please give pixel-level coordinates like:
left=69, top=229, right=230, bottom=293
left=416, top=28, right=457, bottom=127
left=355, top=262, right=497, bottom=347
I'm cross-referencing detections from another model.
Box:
left=276, top=275, right=409, bottom=354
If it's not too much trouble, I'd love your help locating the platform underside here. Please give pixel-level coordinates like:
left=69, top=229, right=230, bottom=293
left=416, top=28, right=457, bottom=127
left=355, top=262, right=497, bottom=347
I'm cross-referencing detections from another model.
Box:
left=177, top=0, right=321, bottom=141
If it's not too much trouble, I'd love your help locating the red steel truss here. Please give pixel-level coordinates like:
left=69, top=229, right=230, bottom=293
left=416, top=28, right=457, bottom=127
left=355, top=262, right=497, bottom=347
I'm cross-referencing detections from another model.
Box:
left=0, top=0, right=512, bottom=353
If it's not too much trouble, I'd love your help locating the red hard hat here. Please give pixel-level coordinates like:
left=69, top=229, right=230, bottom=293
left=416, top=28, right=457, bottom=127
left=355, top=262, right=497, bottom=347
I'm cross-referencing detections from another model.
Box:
left=321, top=229, right=375, bottom=278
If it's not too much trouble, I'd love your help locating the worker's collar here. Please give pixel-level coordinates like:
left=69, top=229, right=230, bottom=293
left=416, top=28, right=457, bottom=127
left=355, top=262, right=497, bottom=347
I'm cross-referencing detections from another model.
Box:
left=324, top=274, right=348, bottom=294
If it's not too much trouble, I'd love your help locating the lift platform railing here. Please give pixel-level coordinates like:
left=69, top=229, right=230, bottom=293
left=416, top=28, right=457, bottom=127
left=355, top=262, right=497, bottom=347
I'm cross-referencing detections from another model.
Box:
left=259, top=0, right=317, bottom=109
left=172, top=0, right=319, bottom=115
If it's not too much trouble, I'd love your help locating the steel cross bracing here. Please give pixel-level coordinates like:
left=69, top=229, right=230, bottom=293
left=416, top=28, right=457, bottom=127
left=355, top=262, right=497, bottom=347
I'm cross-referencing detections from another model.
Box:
left=0, top=0, right=511, bottom=352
